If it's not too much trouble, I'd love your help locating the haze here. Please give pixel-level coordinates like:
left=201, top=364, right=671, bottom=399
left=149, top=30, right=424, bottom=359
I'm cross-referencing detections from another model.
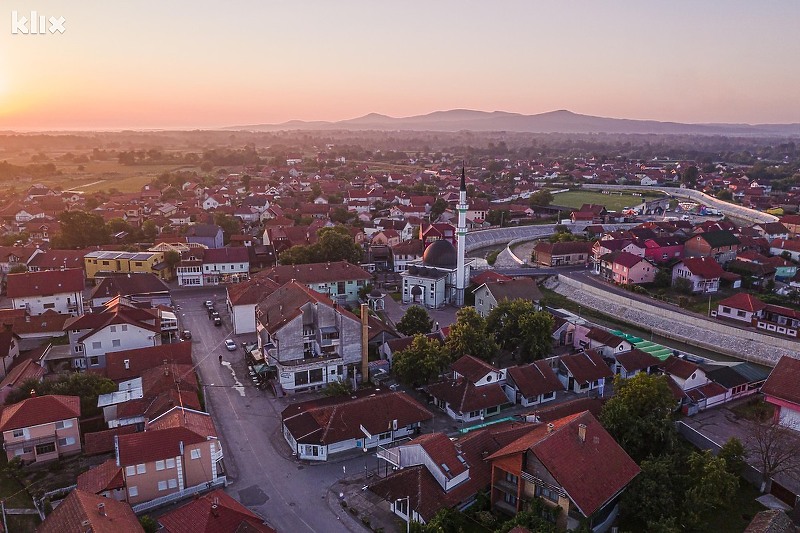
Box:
left=2, top=0, right=800, bottom=130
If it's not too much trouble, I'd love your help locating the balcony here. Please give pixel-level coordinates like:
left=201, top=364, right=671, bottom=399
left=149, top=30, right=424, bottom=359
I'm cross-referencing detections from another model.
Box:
left=494, top=478, right=518, bottom=495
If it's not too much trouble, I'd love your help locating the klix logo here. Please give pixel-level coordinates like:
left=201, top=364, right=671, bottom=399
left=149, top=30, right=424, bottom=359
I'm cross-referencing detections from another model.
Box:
left=11, top=10, right=66, bottom=34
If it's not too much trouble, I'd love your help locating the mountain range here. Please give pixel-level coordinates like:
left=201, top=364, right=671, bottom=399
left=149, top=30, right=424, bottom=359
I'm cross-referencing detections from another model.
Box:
left=228, top=109, right=800, bottom=136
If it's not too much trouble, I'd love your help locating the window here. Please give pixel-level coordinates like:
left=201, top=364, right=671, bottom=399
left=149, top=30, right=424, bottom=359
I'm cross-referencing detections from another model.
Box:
left=122, top=325, right=127, bottom=331
left=136, top=464, right=146, bottom=474
left=737, top=310, right=746, bottom=318
left=158, top=480, right=168, bottom=491
left=190, top=449, right=201, bottom=460
left=536, top=485, right=560, bottom=503
left=469, top=410, right=481, bottom=418
left=55, top=420, right=73, bottom=430
left=110, top=326, right=117, bottom=333
left=92, top=341, right=102, bottom=350
left=128, top=486, right=138, bottom=497
left=309, top=368, right=323, bottom=382
left=57, top=437, right=76, bottom=447
left=112, top=339, right=121, bottom=348
left=156, top=460, right=165, bottom=471
left=379, top=431, right=391, bottom=440
left=35, top=442, right=56, bottom=455
left=89, top=356, right=99, bottom=366
left=12, top=429, right=24, bottom=438
left=505, top=471, right=519, bottom=484
left=722, top=307, right=731, bottom=313
left=126, top=466, right=136, bottom=477
left=165, top=458, right=176, bottom=469
left=43, top=303, right=55, bottom=309
left=168, top=478, right=177, bottom=489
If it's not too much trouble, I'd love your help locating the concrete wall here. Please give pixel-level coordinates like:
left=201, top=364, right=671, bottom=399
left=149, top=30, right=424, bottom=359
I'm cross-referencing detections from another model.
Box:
left=556, top=274, right=800, bottom=365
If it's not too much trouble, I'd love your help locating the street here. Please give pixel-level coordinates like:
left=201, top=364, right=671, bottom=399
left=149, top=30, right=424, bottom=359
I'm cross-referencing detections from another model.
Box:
left=173, top=287, right=370, bottom=533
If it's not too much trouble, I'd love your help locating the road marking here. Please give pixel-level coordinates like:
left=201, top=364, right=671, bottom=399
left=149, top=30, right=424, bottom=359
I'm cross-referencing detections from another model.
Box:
left=221, top=361, right=245, bottom=397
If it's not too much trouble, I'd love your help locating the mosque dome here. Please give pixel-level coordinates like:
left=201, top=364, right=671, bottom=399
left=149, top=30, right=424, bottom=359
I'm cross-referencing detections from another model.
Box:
left=422, top=240, right=458, bottom=269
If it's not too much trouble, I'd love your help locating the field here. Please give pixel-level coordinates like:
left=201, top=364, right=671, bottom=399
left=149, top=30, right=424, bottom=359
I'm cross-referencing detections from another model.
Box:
left=551, top=189, right=664, bottom=212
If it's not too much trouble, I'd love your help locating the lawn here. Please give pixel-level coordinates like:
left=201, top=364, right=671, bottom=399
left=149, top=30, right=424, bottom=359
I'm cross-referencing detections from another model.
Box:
left=702, top=481, right=766, bottom=532
left=551, top=189, right=664, bottom=212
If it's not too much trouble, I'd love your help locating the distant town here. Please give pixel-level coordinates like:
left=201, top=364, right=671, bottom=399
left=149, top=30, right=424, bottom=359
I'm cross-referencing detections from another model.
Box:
left=0, top=129, right=800, bottom=532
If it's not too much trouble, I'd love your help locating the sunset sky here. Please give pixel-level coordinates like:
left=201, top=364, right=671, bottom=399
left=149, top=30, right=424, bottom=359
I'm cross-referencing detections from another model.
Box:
left=2, top=0, right=800, bottom=130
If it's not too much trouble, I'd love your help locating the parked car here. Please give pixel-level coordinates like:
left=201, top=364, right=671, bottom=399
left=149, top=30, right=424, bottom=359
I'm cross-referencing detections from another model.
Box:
left=181, top=330, right=192, bottom=340
left=225, top=339, right=237, bottom=351
left=213, top=316, right=222, bottom=326
left=204, top=300, right=213, bottom=308
left=210, top=311, right=220, bottom=320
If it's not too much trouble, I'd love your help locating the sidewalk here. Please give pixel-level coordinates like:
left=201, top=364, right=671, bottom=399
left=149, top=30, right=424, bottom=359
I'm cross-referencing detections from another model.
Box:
left=327, top=475, right=403, bottom=533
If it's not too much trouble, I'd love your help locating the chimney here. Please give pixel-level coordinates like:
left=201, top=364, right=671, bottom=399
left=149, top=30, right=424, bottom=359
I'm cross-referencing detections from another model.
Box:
left=578, top=423, right=587, bottom=443
left=546, top=423, right=554, bottom=433
left=97, top=502, right=106, bottom=516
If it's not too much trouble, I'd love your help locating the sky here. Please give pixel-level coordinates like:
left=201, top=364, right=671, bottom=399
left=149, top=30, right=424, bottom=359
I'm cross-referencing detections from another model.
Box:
left=1, top=0, right=800, bottom=130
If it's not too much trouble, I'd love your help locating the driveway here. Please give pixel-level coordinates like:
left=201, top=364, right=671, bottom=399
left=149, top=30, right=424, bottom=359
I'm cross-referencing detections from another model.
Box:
left=174, top=287, right=376, bottom=533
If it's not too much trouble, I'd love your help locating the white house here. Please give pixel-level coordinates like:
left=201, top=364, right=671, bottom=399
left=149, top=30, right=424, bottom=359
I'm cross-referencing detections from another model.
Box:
left=426, top=355, right=510, bottom=422
left=715, top=293, right=766, bottom=323
left=672, top=257, right=724, bottom=294
left=504, top=360, right=564, bottom=407
left=226, top=276, right=280, bottom=335
left=6, top=269, right=85, bottom=317
left=281, top=389, right=431, bottom=461
left=201, top=247, right=250, bottom=285
left=63, top=297, right=163, bottom=370
left=557, top=350, right=614, bottom=395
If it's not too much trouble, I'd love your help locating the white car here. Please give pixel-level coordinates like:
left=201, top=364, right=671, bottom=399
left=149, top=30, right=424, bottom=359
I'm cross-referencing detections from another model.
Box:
left=224, top=339, right=237, bottom=351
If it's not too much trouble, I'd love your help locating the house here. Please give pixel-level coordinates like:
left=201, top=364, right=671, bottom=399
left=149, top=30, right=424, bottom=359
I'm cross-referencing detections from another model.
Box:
left=370, top=421, right=541, bottom=525
left=84, top=251, right=169, bottom=281
left=88, top=272, right=171, bottom=308
left=753, top=222, right=790, bottom=241
left=532, top=241, right=592, bottom=267
left=613, top=349, right=661, bottom=378
left=379, top=331, right=444, bottom=364
left=77, top=458, right=127, bottom=500
left=726, top=259, right=776, bottom=289
left=420, top=223, right=456, bottom=247
left=426, top=355, right=510, bottom=422
left=591, top=239, right=644, bottom=270
left=473, top=278, right=543, bottom=317
left=661, top=355, right=707, bottom=391
left=584, top=328, right=632, bottom=356
left=683, top=230, right=740, bottom=265
left=672, top=257, right=724, bottom=293
left=762, top=356, right=800, bottom=430
left=6, top=268, right=85, bottom=316
left=64, top=296, right=164, bottom=370
left=504, top=360, right=564, bottom=407
left=391, top=239, right=425, bottom=272
left=186, top=223, right=224, bottom=249
left=716, top=293, right=766, bottom=324
left=0, top=357, right=45, bottom=403
left=779, top=215, right=800, bottom=237
left=487, top=411, right=640, bottom=532
left=639, top=237, right=685, bottom=264
left=256, top=281, right=362, bottom=394
left=26, top=248, right=87, bottom=273
left=757, top=304, right=800, bottom=338
left=258, top=261, right=371, bottom=304
left=158, top=489, right=276, bottom=533
left=0, top=394, right=81, bottom=463
left=38, top=489, right=144, bottom=533
left=0, top=328, right=21, bottom=379
left=281, top=389, right=432, bottom=461
left=598, top=252, right=657, bottom=285
left=200, top=247, right=250, bottom=285
left=100, top=342, right=193, bottom=382
left=116, top=424, right=224, bottom=506
left=557, top=350, right=613, bottom=394
left=226, top=276, right=281, bottom=335
left=770, top=239, right=800, bottom=262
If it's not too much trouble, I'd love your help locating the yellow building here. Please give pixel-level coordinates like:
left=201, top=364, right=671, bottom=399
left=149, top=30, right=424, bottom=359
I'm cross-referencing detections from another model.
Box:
left=84, top=251, right=169, bottom=280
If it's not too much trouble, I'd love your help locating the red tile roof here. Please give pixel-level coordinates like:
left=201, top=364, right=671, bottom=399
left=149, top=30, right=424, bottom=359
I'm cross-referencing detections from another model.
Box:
left=506, top=361, right=564, bottom=399
left=411, top=432, right=468, bottom=478
left=450, top=355, right=499, bottom=383
left=77, top=459, right=125, bottom=494
left=148, top=406, right=217, bottom=438
left=0, top=394, right=80, bottom=432
left=6, top=268, right=84, bottom=298
left=103, top=342, right=193, bottom=382
left=83, top=425, right=137, bottom=455
left=38, top=489, right=143, bottom=533
left=762, top=356, right=800, bottom=406
left=661, top=355, right=700, bottom=381
left=227, top=276, right=280, bottom=306
left=261, top=260, right=370, bottom=285
left=203, top=246, right=250, bottom=264
left=614, top=349, right=662, bottom=373
left=425, top=379, right=510, bottom=414
left=585, top=328, right=627, bottom=349
left=282, top=389, right=432, bottom=446
left=679, top=257, right=725, bottom=279
left=559, top=350, right=614, bottom=385
left=158, top=489, right=275, bottom=533
left=718, top=293, right=767, bottom=313
left=116, top=426, right=206, bottom=465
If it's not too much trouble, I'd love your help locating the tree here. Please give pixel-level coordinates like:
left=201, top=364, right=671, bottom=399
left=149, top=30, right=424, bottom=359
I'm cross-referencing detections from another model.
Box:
left=6, top=373, right=116, bottom=419
left=684, top=450, right=738, bottom=528
left=392, top=335, right=450, bottom=386
left=446, top=307, right=498, bottom=362
left=518, top=310, right=555, bottom=362
left=316, top=226, right=363, bottom=264
left=673, top=277, right=692, bottom=295
left=323, top=379, right=353, bottom=396
left=241, top=174, right=251, bottom=191
left=141, top=219, right=158, bottom=241
left=485, top=209, right=510, bottom=227
left=213, top=213, right=241, bottom=245
left=621, top=453, right=688, bottom=529
left=716, top=189, right=733, bottom=201
left=53, top=210, right=110, bottom=249
left=746, top=417, right=800, bottom=493
left=681, top=165, right=699, bottom=187
left=164, top=250, right=181, bottom=273
left=529, top=189, right=553, bottom=207
left=486, top=299, right=552, bottom=361
left=139, top=515, right=159, bottom=533
left=8, top=264, right=27, bottom=274
left=718, top=437, right=748, bottom=476
left=653, top=269, right=672, bottom=288
left=429, top=198, right=448, bottom=221
left=397, top=306, right=433, bottom=336
left=599, top=374, right=677, bottom=462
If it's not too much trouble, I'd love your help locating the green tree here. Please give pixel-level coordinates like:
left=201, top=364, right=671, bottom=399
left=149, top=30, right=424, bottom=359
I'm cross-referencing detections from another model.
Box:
left=599, top=374, right=677, bottom=462
left=7, top=373, right=116, bottom=419
left=673, top=277, right=693, bottom=295
left=718, top=437, right=748, bottom=476
left=529, top=189, right=553, bottom=207
left=139, top=515, right=159, bottom=533
left=323, top=379, right=354, bottom=396
left=681, top=165, right=699, bottom=187
left=279, top=245, right=317, bottom=265
left=446, top=307, right=498, bottom=362
left=141, top=219, right=158, bottom=241
left=518, top=310, right=555, bottom=362
left=392, top=334, right=450, bottom=386
left=486, top=209, right=510, bottom=227
left=429, top=198, right=448, bottom=221
left=684, top=450, right=738, bottom=528
left=164, top=250, right=181, bottom=273
left=716, top=189, right=733, bottom=201
left=213, top=213, right=241, bottom=245
left=316, top=226, right=363, bottom=264
left=653, top=269, right=672, bottom=288
left=241, top=174, right=251, bottom=191
left=397, top=306, right=433, bottom=336
left=53, top=210, right=110, bottom=249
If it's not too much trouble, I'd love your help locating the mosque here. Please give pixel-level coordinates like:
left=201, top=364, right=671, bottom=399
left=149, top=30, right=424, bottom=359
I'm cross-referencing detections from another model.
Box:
left=400, top=167, right=474, bottom=308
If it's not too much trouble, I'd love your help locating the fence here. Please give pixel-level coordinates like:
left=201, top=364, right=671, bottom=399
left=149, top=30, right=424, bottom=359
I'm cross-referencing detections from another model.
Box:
left=676, top=422, right=765, bottom=488
left=131, top=476, right=227, bottom=514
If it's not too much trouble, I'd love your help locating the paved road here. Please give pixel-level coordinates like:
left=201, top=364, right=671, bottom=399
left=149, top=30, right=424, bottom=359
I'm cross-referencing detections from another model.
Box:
left=173, top=287, right=368, bottom=533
